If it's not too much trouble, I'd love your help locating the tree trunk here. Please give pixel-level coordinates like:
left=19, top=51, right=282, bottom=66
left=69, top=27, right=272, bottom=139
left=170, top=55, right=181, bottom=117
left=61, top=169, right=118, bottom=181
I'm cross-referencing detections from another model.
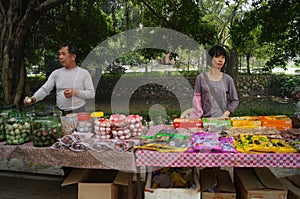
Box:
left=0, top=0, right=67, bottom=107
left=125, top=0, right=130, bottom=30
left=225, top=48, right=239, bottom=81
left=111, top=0, right=117, bottom=32
left=246, top=53, right=251, bottom=74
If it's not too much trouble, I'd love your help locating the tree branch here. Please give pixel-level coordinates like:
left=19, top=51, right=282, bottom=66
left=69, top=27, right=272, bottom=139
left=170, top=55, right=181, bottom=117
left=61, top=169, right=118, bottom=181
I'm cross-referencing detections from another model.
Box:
left=140, top=0, right=173, bottom=28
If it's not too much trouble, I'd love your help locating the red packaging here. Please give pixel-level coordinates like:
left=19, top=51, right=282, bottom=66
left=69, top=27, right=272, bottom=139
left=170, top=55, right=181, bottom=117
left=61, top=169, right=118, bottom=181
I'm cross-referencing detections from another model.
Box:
left=173, top=118, right=203, bottom=129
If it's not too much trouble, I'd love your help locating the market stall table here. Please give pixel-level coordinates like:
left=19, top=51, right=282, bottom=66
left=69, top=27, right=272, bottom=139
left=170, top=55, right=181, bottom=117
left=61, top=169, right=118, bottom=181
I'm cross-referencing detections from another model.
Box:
left=0, top=141, right=137, bottom=199
left=134, top=149, right=299, bottom=199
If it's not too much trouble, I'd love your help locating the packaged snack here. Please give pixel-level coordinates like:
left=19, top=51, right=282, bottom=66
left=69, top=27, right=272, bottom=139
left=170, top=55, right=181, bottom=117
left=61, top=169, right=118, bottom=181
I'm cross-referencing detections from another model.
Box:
left=236, top=134, right=277, bottom=153
left=202, top=117, right=232, bottom=132
left=259, top=115, right=292, bottom=130
left=70, top=141, right=90, bottom=151
left=127, top=114, right=144, bottom=137
left=94, top=118, right=112, bottom=139
left=271, top=139, right=297, bottom=153
left=169, top=134, right=190, bottom=148
left=140, top=135, right=156, bottom=144
left=110, top=114, right=130, bottom=139
left=173, top=118, right=203, bottom=129
left=155, top=133, right=173, bottom=143
left=90, top=141, right=112, bottom=152
left=290, top=141, right=300, bottom=152
left=217, top=137, right=238, bottom=153
left=189, top=132, right=222, bottom=153
left=231, top=116, right=261, bottom=128
left=134, top=143, right=188, bottom=152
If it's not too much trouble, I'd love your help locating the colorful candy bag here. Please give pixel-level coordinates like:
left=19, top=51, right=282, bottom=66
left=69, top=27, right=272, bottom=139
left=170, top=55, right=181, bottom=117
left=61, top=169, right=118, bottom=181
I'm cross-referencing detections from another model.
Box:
left=270, top=139, right=297, bottom=153
left=217, top=137, right=238, bottom=153
left=187, top=132, right=222, bottom=153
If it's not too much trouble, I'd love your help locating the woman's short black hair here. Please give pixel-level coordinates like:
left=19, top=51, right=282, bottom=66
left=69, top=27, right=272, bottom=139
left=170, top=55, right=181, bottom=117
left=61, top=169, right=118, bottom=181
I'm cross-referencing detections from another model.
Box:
left=207, top=45, right=227, bottom=67
left=208, top=45, right=227, bottom=58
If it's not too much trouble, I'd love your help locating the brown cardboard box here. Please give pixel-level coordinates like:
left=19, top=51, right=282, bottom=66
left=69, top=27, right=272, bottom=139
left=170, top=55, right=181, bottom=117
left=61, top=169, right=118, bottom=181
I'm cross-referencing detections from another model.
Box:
left=62, top=169, right=128, bottom=199
left=279, top=175, right=300, bottom=199
left=234, top=168, right=288, bottom=199
left=200, top=168, right=236, bottom=199
left=144, top=168, right=201, bottom=199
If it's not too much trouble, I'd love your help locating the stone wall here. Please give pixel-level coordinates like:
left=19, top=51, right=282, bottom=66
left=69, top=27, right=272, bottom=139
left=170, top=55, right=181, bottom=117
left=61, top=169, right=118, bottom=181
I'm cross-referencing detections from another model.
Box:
left=95, top=74, right=278, bottom=100
left=236, top=74, right=276, bottom=97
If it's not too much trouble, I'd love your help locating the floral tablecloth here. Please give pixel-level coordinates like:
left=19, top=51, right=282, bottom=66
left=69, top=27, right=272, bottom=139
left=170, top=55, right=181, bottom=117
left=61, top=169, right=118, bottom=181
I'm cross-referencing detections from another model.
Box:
left=0, top=141, right=137, bottom=172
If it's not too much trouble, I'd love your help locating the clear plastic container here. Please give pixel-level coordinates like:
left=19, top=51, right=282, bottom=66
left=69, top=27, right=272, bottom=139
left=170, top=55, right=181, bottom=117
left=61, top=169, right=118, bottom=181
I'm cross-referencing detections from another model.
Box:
left=0, top=104, right=17, bottom=141
left=90, top=111, right=104, bottom=121
left=21, top=105, right=35, bottom=120
left=293, top=112, right=300, bottom=128
left=5, top=111, right=32, bottom=145
left=32, top=109, right=62, bottom=147
left=76, top=112, right=92, bottom=133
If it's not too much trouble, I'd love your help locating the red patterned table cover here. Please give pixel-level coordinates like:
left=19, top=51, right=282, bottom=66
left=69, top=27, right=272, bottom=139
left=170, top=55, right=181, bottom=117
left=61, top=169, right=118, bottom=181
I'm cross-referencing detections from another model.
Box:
left=135, top=150, right=300, bottom=168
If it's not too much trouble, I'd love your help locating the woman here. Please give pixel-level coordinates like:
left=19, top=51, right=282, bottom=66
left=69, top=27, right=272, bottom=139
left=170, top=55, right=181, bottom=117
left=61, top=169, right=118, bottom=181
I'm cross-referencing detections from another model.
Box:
left=191, top=45, right=239, bottom=118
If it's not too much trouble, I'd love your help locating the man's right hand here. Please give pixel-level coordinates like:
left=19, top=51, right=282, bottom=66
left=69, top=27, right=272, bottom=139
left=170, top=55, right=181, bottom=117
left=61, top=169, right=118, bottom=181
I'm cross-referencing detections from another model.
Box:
left=23, top=96, right=36, bottom=106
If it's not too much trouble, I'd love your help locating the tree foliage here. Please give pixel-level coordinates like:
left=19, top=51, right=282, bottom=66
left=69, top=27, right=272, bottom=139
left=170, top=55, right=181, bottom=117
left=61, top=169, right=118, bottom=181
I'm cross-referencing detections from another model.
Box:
left=232, top=0, right=300, bottom=69
left=134, top=0, right=217, bottom=46
left=1, top=0, right=299, bottom=107
left=0, top=0, right=67, bottom=106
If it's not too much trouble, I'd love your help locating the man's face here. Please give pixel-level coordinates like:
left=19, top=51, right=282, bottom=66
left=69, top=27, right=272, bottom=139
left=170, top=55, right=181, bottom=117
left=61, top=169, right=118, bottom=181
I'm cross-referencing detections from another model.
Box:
left=58, top=46, right=76, bottom=68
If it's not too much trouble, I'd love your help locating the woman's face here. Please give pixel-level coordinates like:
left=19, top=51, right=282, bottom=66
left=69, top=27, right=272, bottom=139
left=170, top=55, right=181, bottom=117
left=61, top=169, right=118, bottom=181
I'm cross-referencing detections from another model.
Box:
left=212, top=55, right=226, bottom=69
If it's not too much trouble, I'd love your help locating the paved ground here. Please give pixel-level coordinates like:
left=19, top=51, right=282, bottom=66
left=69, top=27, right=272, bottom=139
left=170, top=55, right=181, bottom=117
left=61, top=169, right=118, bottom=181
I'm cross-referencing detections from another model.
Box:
left=0, top=170, right=77, bottom=199
left=0, top=170, right=137, bottom=199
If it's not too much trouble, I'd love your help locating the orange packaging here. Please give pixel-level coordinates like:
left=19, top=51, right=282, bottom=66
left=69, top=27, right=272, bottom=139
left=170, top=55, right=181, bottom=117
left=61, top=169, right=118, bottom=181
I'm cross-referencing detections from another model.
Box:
left=173, top=118, right=203, bottom=129
left=259, top=115, right=292, bottom=130
left=231, top=116, right=261, bottom=128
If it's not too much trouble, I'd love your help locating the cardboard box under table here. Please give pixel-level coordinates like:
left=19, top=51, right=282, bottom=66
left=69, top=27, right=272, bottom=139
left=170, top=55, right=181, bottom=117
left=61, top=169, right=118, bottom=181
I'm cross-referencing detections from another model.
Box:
left=62, top=168, right=128, bottom=199
left=279, top=175, right=300, bottom=199
left=234, top=167, right=288, bottom=199
left=144, top=168, right=201, bottom=199
left=200, top=168, right=236, bottom=199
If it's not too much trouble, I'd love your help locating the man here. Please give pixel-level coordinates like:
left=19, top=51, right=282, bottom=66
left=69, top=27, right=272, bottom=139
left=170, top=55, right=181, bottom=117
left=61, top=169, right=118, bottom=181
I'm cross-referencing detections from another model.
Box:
left=24, top=44, right=95, bottom=115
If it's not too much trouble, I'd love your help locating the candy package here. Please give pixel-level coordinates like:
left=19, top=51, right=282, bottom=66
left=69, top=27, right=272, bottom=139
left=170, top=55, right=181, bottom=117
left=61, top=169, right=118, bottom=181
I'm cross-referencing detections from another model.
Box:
left=188, top=132, right=222, bottom=153
left=94, top=118, right=112, bottom=139
left=217, top=137, right=238, bottom=153
left=271, top=139, right=297, bottom=153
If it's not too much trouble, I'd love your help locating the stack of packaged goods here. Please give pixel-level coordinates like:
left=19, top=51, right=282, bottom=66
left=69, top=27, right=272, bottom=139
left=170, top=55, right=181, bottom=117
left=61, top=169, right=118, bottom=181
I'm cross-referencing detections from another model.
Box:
left=231, top=116, right=262, bottom=129
left=94, top=118, right=112, bottom=139
left=110, top=114, right=131, bottom=140
left=259, top=115, right=292, bottom=130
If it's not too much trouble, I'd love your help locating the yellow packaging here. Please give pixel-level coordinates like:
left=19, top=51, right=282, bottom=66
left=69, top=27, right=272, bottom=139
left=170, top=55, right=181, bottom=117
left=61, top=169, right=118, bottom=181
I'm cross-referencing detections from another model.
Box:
left=231, top=116, right=261, bottom=128
left=271, top=139, right=297, bottom=153
left=235, top=134, right=275, bottom=153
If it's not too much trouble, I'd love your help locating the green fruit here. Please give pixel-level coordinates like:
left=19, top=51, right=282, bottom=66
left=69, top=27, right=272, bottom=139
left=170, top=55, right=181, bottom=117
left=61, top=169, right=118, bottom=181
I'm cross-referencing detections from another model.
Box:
left=19, top=138, right=25, bottom=144
left=12, top=139, right=19, bottom=145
